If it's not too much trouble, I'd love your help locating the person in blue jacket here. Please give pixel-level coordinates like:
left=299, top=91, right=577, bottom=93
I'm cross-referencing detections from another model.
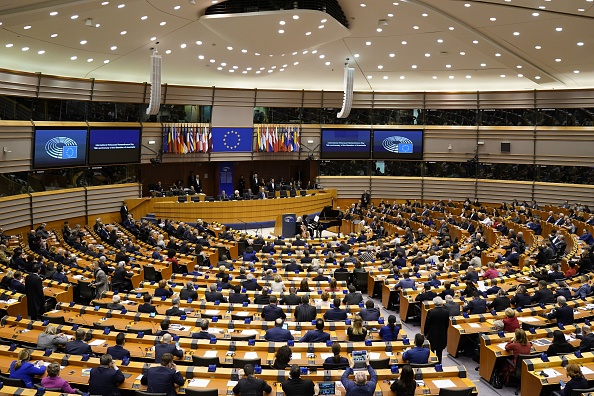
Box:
left=10, top=349, right=47, bottom=388
left=402, top=333, right=430, bottom=364
left=378, top=315, right=399, bottom=341
left=299, top=319, right=330, bottom=343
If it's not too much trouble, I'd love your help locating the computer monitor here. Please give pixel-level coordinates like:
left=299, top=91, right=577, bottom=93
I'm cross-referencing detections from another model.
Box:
left=177, top=196, right=186, bottom=203
left=300, top=190, right=307, bottom=196
left=318, top=382, right=335, bottom=396
left=191, top=196, right=201, bottom=202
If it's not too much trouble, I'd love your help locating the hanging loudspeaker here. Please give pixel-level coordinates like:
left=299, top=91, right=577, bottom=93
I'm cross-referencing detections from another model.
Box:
left=337, top=64, right=354, bottom=119
left=146, top=50, right=162, bottom=116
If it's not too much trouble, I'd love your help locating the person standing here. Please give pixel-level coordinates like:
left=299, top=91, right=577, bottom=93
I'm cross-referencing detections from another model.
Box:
left=25, top=264, right=45, bottom=320
left=91, top=260, right=109, bottom=299
left=119, top=203, right=128, bottom=223
left=423, top=296, right=450, bottom=364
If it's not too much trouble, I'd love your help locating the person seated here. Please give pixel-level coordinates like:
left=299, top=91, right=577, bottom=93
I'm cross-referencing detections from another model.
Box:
left=342, top=285, right=363, bottom=305
left=510, top=285, right=532, bottom=308
left=65, top=329, right=92, bottom=356
left=241, top=273, right=263, bottom=291
left=347, top=315, right=368, bottom=342
left=9, top=349, right=46, bottom=388
left=37, top=325, right=68, bottom=352
left=140, top=352, right=185, bottom=396
left=390, top=365, right=417, bottom=396
left=242, top=246, right=259, bottom=262
left=165, top=296, right=185, bottom=316
left=41, top=362, right=79, bottom=394
left=205, top=283, right=228, bottom=303
left=106, top=294, right=124, bottom=310
left=402, top=333, right=430, bottom=364
left=544, top=296, right=574, bottom=325
left=360, top=300, right=380, bottom=321
left=547, top=330, right=575, bottom=356
left=299, top=319, right=330, bottom=343
left=505, top=329, right=532, bottom=366
left=191, top=319, right=214, bottom=340
left=548, top=264, right=565, bottom=283
left=324, top=298, right=348, bottom=322
left=285, top=258, right=302, bottom=273
left=154, top=333, right=184, bottom=363
left=487, top=289, right=511, bottom=312
left=576, top=325, right=594, bottom=352
left=444, top=295, right=461, bottom=316
left=282, top=364, right=315, bottom=396
left=324, top=342, right=349, bottom=368
left=10, top=271, right=26, bottom=293
left=154, top=279, right=174, bottom=298
left=265, top=318, right=294, bottom=342
left=229, top=285, right=250, bottom=304
left=232, top=364, right=272, bottom=396
left=502, top=308, right=520, bottom=333
left=463, top=291, right=487, bottom=315
left=281, top=287, right=301, bottom=306
left=106, top=333, right=131, bottom=360
left=532, top=280, right=556, bottom=304
left=415, top=283, right=437, bottom=303
left=554, top=281, right=572, bottom=300
left=254, top=288, right=271, bottom=305
left=271, top=345, right=293, bottom=370
left=180, top=281, right=198, bottom=300
left=138, top=294, right=157, bottom=314
left=379, top=315, right=399, bottom=342
left=312, top=268, right=328, bottom=282
left=262, top=295, right=286, bottom=321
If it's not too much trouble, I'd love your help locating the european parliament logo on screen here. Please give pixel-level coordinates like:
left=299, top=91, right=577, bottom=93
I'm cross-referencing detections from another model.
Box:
left=45, top=137, right=78, bottom=159
left=382, top=135, right=414, bottom=154
left=372, top=130, right=423, bottom=160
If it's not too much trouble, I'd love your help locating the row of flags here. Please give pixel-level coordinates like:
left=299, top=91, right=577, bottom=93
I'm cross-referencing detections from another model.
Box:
left=255, top=125, right=301, bottom=153
left=162, top=124, right=301, bottom=153
left=163, top=123, right=212, bottom=154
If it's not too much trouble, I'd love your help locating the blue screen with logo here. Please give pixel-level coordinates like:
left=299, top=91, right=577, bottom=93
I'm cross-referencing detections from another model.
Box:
left=33, top=128, right=88, bottom=169
left=88, top=128, right=141, bottom=165
left=372, top=130, right=423, bottom=159
left=321, top=129, right=371, bottom=159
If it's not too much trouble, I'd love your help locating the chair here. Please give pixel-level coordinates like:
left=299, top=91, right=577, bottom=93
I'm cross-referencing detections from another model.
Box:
left=77, top=281, right=96, bottom=304
left=268, top=192, right=275, bottom=199
left=333, top=272, right=351, bottom=283
left=437, top=388, right=473, bottom=396
left=230, top=334, right=257, bottom=341
left=191, top=196, right=201, bottom=203
left=570, top=386, right=594, bottom=396
left=185, top=389, right=218, bottom=396
left=233, top=357, right=261, bottom=368
left=323, top=362, right=349, bottom=370
left=410, top=362, right=437, bottom=368
left=354, top=271, right=368, bottom=292
left=135, top=392, right=167, bottom=396
left=192, top=355, right=220, bottom=367
left=231, top=314, right=254, bottom=321
left=35, top=385, right=62, bottom=392
left=144, top=266, right=157, bottom=282
left=279, top=190, right=287, bottom=198
left=508, top=353, right=540, bottom=395
left=369, top=357, right=390, bottom=369
left=0, top=374, right=25, bottom=387
left=127, top=327, right=153, bottom=335
left=290, top=190, right=296, bottom=197
left=93, top=323, right=116, bottom=332
left=42, top=314, right=65, bottom=325
left=205, top=196, right=215, bottom=202
left=300, top=190, right=307, bottom=196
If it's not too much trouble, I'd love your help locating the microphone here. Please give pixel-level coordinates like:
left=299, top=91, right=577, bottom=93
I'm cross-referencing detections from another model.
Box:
left=139, top=346, right=145, bottom=357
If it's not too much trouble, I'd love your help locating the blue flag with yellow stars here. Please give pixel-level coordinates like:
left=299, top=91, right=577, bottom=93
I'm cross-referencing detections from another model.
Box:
left=211, top=127, right=253, bottom=152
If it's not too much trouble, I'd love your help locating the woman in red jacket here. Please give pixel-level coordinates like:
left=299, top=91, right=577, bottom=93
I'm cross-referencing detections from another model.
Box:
left=502, top=308, right=520, bottom=333
left=505, top=328, right=531, bottom=365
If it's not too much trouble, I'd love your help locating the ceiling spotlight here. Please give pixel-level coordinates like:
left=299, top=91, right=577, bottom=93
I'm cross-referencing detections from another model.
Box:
left=85, top=18, right=93, bottom=26
left=378, top=19, right=388, bottom=26
left=189, top=0, right=196, bottom=4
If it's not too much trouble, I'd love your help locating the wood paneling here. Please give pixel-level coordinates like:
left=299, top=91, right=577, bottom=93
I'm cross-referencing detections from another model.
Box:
left=31, top=188, right=86, bottom=224
left=371, top=177, right=422, bottom=201
left=318, top=176, right=370, bottom=200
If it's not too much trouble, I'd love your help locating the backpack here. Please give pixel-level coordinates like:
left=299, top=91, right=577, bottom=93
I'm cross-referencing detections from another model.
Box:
left=490, top=369, right=503, bottom=389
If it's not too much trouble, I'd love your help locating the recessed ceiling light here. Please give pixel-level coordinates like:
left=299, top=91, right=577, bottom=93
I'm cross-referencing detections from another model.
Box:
left=268, top=70, right=273, bottom=73
left=383, top=76, right=389, bottom=79
left=532, top=12, right=539, bottom=16
left=577, top=42, right=584, bottom=46
left=209, top=59, right=215, bottom=63
left=38, top=50, right=45, bottom=54
left=325, top=62, right=330, bottom=66
left=71, top=15, right=78, bottom=19
left=141, top=16, right=148, bottom=20
left=378, top=65, right=383, bottom=69
left=302, top=51, right=307, bottom=54
left=555, top=58, right=561, bottom=62
left=110, top=46, right=117, bottom=50
left=260, top=67, right=265, bottom=70
left=196, top=40, right=202, bottom=45
left=321, top=19, right=327, bottom=23
left=278, top=29, right=284, bottom=33
left=150, top=37, right=157, bottom=41
left=255, top=71, right=261, bottom=74
left=51, top=33, right=58, bottom=38
left=472, top=40, right=478, bottom=44
left=425, top=53, right=430, bottom=57
left=305, top=32, right=311, bottom=35
left=413, top=26, right=419, bottom=29
left=293, top=62, right=298, bottom=65
left=574, top=70, right=580, bottom=74
left=319, top=55, right=325, bottom=59
left=422, top=13, right=428, bottom=17
left=367, top=76, right=373, bottom=79
left=118, top=4, right=125, bottom=8
left=318, top=25, right=324, bottom=29
left=101, top=1, right=109, bottom=4
left=460, top=52, right=465, bottom=55
left=121, top=31, right=127, bottom=35
left=449, top=76, right=454, bottom=79
left=555, top=27, right=562, bottom=32
left=70, top=56, right=77, bottom=60
left=227, top=46, right=233, bottom=50
left=221, top=62, right=227, bottom=66
left=495, top=53, right=501, bottom=57
left=217, top=67, right=222, bottom=70
left=517, top=65, right=522, bottom=68
left=293, top=15, right=299, bottom=19
left=255, top=53, right=260, bottom=56
left=312, top=50, right=318, bottom=54
left=233, top=65, right=238, bottom=69
left=400, top=76, right=405, bottom=79
left=480, top=63, right=486, bottom=67
left=432, top=76, right=437, bottom=79
left=518, top=74, right=523, bottom=77
left=387, top=13, right=394, bottom=17
left=500, top=74, right=506, bottom=78
left=22, top=47, right=29, bottom=51
left=466, top=75, right=471, bottom=79
left=160, top=21, right=166, bottom=26
left=446, top=64, right=451, bottom=68
left=448, top=27, right=454, bottom=30
left=535, top=45, right=542, bottom=49
left=437, top=39, right=443, bottom=43
left=490, top=17, right=496, bottom=21
left=95, top=24, right=100, bottom=27
left=80, top=40, right=87, bottom=44
left=354, top=54, right=359, bottom=58
left=376, top=28, right=383, bottom=32
left=390, top=53, right=395, bottom=57
left=242, top=49, right=247, bottom=53
left=87, top=58, right=93, bottom=62
left=513, top=32, right=520, bottom=36
left=401, top=41, right=407, bottom=45
left=535, top=76, right=541, bottom=79
left=411, top=65, right=417, bottom=69
left=279, top=21, right=285, bottom=25
left=246, top=67, right=252, bottom=70
left=50, top=11, right=58, bottom=16
left=578, top=8, right=585, bottom=12
left=165, top=49, right=171, bottom=54
left=180, top=43, right=186, bottom=48
left=360, top=3, right=366, bottom=7
left=366, top=41, right=372, bottom=45
left=104, top=60, right=110, bottom=63
left=174, top=5, right=180, bottom=10
left=282, top=64, right=287, bottom=67
left=464, top=3, right=471, bottom=7
left=5, top=44, right=13, bottom=48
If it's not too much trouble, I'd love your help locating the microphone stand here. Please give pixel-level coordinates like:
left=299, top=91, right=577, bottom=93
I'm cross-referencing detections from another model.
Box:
left=237, top=219, right=247, bottom=234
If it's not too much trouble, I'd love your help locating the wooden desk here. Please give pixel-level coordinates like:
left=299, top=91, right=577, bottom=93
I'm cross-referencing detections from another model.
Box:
left=521, top=353, right=594, bottom=396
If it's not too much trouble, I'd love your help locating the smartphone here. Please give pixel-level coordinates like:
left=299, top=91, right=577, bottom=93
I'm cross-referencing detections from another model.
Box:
left=559, top=380, right=565, bottom=388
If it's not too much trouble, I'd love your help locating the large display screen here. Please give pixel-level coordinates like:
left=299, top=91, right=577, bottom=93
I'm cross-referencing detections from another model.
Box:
left=88, top=128, right=142, bottom=165
left=33, top=128, right=88, bottom=169
left=372, top=130, right=423, bottom=160
left=320, top=129, right=371, bottom=159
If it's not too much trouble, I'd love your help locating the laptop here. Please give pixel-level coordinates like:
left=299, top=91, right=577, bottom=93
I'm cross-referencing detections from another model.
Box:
left=318, top=382, right=335, bottom=396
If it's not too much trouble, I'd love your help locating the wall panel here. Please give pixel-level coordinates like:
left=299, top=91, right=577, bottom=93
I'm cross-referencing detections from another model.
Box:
left=255, top=89, right=303, bottom=108
left=0, top=69, right=39, bottom=98
left=535, top=127, right=594, bottom=166
left=534, top=182, right=594, bottom=207
left=212, top=88, right=255, bottom=107
left=31, top=188, right=86, bottom=224
left=478, top=127, right=534, bottom=164
left=317, top=176, right=369, bottom=200
left=0, top=121, right=34, bottom=173
left=423, top=178, right=475, bottom=202
left=536, top=89, right=594, bottom=109
left=86, top=183, right=141, bottom=216
left=424, top=126, right=477, bottom=162
left=478, top=91, right=535, bottom=109
left=371, top=177, right=422, bottom=201
left=425, top=92, right=478, bottom=109
left=92, top=80, right=146, bottom=103
left=165, top=85, right=214, bottom=106
left=38, top=76, right=92, bottom=101
left=476, top=179, right=533, bottom=204
left=0, top=194, right=30, bottom=230
left=372, top=92, right=425, bottom=109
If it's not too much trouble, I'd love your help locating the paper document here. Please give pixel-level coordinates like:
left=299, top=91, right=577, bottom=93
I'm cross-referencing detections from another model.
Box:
left=241, top=330, right=258, bottom=335
left=227, top=381, right=238, bottom=387
left=244, top=352, right=258, bottom=359
left=453, top=325, right=462, bottom=329
left=321, top=353, right=334, bottom=360
left=477, top=281, right=486, bottom=291
left=581, top=367, right=594, bottom=375
left=369, top=352, right=381, bottom=360
left=542, top=369, right=562, bottom=378
left=497, top=342, right=508, bottom=350
left=292, top=353, right=302, bottom=360
left=234, top=311, right=250, bottom=316
left=468, top=323, right=481, bottom=328
left=432, top=380, right=456, bottom=388
left=205, top=310, right=220, bottom=315
left=203, top=350, right=218, bottom=357
left=518, top=317, right=539, bottom=322
left=188, top=379, right=211, bottom=387
left=89, top=339, right=106, bottom=346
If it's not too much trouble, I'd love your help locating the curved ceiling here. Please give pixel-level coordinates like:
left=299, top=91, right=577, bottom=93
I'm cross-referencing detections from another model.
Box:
left=0, top=0, right=592, bottom=92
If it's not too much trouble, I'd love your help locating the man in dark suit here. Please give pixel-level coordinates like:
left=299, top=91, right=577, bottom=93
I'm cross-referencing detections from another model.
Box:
left=360, top=300, right=380, bottom=321
left=282, top=364, right=315, bottom=396
left=285, top=259, right=302, bottom=273
left=233, top=364, right=272, bottom=396
left=106, top=333, right=131, bottom=360
left=577, top=325, right=594, bottom=352
left=312, top=268, right=328, bottom=282
left=532, top=280, right=556, bottom=304
left=189, top=172, right=202, bottom=193
left=423, top=296, right=450, bottom=363
left=154, top=334, right=184, bottom=363
left=120, top=203, right=128, bottom=223
left=242, top=273, right=263, bottom=291
left=254, top=289, right=271, bottom=305
left=111, top=262, right=133, bottom=292
left=25, top=264, right=45, bottom=320
left=323, top=298, right=348, bottom=322
left=545, top=296, right=574, bottom=325
left=415, top=283, right=438, bottom=303
left=299, top=319, right=330, bottom=343
left=141, top=353, right=185, bottom=396
left=106, top=295, right=124, bottom=310
left=191, top=319, right=214, bottom=340
left=294, top=295, right=317, bottom=322
left=463, top=292, right=487, bottom=315
left=342, top=285, right=363, bottom=305
left=165, top=297, right=185, bottom=317
left=138, top=294, right=157, bottom=314
left=281, top=287, right=300, bottom=305
left=205, top=283, right=228, bottom=303
left=361, top=190, right=370, bottom=209
left=262, top=242, right=276, bottom=254
left=293, top=235, right=306, bottom=247
left=265, top=318, right=294, bottom=342
left=229, top=285, right=250, bottom=304
left=65, top=329, right=93, bottom=356
left=88, top=354, right=125, bottom=396
left=262, top=295, right=286, bottom=321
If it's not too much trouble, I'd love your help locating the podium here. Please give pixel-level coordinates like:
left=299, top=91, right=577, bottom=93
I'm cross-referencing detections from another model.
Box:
left=274, top=213, right=297, bottom=238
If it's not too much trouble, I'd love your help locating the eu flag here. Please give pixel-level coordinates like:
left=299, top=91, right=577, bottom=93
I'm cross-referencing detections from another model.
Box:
left=211, top=127, right=253, bottom=152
